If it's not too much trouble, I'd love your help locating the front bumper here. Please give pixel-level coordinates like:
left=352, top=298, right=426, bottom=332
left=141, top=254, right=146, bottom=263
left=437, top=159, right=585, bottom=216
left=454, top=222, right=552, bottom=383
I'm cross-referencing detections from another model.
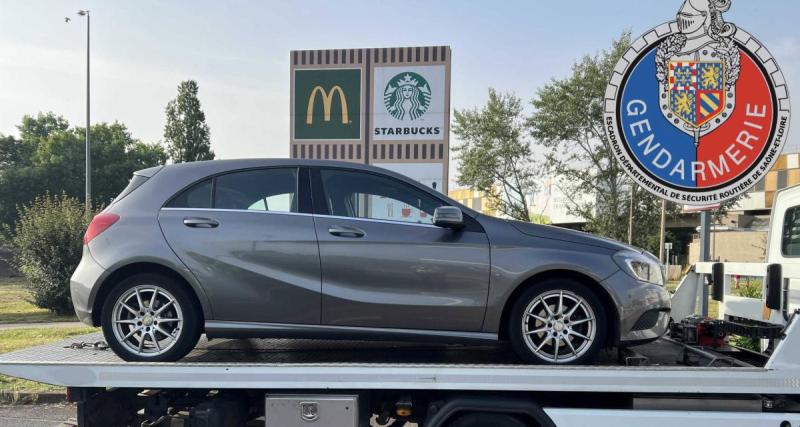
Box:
left=70, top=247, right=107, bottom=326
left=601, top=270, right=671, bottom=344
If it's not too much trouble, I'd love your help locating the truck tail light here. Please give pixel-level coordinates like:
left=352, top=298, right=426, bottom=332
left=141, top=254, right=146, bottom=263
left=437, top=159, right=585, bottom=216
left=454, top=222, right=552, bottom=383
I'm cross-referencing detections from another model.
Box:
left=83, top=213, right=120, bottom=245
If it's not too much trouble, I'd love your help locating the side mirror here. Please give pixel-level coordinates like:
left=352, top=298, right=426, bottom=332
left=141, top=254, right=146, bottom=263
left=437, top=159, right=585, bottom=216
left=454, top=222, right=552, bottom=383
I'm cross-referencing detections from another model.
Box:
left=765, top=263, right=783, bottom=310
left=711, top=262, right=724, bottom=302
left=433, top=206, right=464, bottom=229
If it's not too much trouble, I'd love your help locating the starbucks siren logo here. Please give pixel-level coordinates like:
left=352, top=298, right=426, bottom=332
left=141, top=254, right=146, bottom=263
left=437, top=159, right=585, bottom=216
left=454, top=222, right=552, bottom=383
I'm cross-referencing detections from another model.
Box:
left=384, top=72, right=431, bottom=121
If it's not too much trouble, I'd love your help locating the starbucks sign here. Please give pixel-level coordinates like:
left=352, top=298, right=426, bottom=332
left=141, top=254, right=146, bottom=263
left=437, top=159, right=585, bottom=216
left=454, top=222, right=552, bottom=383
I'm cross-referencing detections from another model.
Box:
left=384, top=72, right=431, bottom=121
left=373, top=65, right=445, bottom=140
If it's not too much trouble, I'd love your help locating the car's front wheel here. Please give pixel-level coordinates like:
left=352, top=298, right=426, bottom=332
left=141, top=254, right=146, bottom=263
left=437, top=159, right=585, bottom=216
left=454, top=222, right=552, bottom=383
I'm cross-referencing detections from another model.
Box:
left=509, top=279, right=607, bottom=365
left=101, top=273, right=201, bottom=362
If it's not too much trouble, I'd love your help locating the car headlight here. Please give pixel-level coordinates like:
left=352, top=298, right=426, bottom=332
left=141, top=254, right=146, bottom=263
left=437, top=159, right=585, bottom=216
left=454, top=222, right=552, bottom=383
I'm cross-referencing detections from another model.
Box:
left=613, top=251, right=664, bottom=286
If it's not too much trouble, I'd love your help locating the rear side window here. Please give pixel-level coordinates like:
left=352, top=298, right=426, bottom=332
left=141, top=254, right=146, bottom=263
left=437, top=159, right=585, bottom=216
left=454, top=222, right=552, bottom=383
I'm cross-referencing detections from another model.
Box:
left=112, top=174, right=149, bottom=204
left=214, top=168, right=297, bottom=212
left=167, top=179, right=212, bottom=209
left=782, top=206, right=800, bottom=256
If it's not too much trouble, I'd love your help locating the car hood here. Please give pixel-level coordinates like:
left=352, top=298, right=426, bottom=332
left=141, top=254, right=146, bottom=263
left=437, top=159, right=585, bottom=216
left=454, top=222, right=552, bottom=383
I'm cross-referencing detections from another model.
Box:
left=506, top=220, right=641, bottom=253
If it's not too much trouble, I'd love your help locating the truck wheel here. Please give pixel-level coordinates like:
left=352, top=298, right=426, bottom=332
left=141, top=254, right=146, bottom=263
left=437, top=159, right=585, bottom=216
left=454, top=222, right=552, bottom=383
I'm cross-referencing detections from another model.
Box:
left=101, top=273, right=201, bottom=362
left=509, top=279, right=607, bottom=365
left=446, top=413, right=531, bottom=427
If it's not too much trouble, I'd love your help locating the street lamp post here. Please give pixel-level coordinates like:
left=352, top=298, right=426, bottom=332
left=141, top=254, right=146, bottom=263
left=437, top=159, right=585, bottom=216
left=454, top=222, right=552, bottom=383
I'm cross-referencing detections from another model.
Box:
left=77, top=10, right=91, bottom=212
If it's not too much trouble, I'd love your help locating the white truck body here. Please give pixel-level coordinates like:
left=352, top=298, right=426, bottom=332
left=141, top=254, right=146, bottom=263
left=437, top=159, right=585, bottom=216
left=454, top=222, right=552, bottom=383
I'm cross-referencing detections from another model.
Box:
left=3, top=187, right=800, bottom=426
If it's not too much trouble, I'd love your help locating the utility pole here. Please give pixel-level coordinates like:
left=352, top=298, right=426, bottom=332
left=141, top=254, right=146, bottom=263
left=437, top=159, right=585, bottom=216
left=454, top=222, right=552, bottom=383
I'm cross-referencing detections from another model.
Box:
left=699, top=211, right=711, bottom=316
left=659, top=199, right=666, bottom=263
left=77, top=10, right=91, bottom=212
left=628, top=186, right=635, bottom=245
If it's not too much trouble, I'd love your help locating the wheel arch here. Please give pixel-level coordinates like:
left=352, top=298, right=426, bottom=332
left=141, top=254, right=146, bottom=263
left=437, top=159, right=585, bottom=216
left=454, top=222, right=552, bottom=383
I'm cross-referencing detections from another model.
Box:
left=90, top=261, right=209, bottom=328
left=497, top=269, right=620, bottom=347
left=424, top=396, right=555, bottom=427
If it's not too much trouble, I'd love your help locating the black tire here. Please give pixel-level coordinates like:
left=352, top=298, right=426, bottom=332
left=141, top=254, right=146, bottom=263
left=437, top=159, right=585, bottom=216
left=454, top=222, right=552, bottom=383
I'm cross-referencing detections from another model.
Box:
left=509, top=279, right=607, bottom=365
left=446, top=413, right=531, bottom=427
left=101, top=273, right=201, bottom=362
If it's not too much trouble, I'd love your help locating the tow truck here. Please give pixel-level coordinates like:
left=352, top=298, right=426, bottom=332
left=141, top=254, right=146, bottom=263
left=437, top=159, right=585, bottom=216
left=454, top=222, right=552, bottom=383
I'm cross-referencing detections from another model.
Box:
left=2, top=187, right=800, bottom=426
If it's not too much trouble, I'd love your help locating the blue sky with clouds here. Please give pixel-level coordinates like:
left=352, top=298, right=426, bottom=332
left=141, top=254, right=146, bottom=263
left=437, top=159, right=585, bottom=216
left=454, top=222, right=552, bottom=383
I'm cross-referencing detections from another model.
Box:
left=1, top=0, right=798, bottom=162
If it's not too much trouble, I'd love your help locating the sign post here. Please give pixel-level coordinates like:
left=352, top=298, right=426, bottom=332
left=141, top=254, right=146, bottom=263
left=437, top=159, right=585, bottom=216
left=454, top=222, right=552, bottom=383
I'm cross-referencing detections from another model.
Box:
left=665, top=241, right=673, bottom=282
left=699, top=211, right=711, bottom=316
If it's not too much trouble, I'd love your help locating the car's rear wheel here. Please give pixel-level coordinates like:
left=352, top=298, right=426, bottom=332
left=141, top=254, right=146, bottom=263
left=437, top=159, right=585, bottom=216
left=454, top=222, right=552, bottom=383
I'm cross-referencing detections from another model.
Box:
left=101, top=273, right=201, bottom=362
left=509, top=279, right=607, bottom=365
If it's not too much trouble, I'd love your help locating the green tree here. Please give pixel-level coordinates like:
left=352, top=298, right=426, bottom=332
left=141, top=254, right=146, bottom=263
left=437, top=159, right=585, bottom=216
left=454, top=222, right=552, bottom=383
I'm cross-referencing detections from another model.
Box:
left=528, top=32, right=637, bottom=244
left=18, top=112, right=69, bottom=142
left=452, top=89, right=537, bottom=221
left=164, top=80, right=214, bottom=163
left=0, top=114, right=167, bottom=226
left=526, top=32, right=744, bottom=253
left=0, top=134, right=23, bottom=167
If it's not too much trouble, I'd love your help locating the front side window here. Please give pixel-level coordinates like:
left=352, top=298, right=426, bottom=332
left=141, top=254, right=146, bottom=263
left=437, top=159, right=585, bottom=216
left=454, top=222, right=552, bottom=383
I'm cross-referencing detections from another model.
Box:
left=782, top=206, right=800, bottom=256
left=214, top=168, right=298, bottom=212
left=320, top=169, right=443, bottom=224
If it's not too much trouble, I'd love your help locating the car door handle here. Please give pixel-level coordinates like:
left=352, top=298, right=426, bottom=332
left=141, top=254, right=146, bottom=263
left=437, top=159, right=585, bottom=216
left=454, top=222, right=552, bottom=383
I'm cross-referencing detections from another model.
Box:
left=328, top=225, right=365, bottom=238
left=183, top=217, right=219, bottom=228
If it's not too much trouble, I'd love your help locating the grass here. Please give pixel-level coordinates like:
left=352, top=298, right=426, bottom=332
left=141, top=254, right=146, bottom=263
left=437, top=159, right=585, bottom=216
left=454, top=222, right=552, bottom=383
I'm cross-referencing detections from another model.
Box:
left=0, top=326, right=98, bottom=354
left=667, top=280, right=719, bottom=319
left=0, top=277, right=96, bottom=400
left=0, top=277, right=77, bottom=324
left=0, top=326, right=97, bottom=399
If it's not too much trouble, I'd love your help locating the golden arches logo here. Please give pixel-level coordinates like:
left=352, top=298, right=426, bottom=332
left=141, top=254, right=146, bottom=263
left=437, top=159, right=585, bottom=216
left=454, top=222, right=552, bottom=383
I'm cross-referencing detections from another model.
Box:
left=306, top=85, right=349, bottom=125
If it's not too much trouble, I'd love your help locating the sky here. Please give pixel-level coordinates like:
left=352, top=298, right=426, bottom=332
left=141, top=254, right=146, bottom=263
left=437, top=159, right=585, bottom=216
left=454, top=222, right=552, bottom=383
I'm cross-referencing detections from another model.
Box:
left=1, top=0, right=798, bottom=168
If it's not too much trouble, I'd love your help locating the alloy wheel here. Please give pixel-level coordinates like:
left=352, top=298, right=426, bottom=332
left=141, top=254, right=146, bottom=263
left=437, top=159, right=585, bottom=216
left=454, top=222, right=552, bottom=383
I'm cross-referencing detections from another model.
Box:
left=521, top=289, right=597, bottom=364
left=110, top=285, right=184, bottom=357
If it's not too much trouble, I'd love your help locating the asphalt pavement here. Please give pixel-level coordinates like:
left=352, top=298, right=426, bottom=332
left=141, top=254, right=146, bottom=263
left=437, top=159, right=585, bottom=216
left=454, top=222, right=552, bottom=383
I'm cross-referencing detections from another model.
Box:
left=0, top=403, right=75, bottom=427
left=0, top=403, right=417, bottom=426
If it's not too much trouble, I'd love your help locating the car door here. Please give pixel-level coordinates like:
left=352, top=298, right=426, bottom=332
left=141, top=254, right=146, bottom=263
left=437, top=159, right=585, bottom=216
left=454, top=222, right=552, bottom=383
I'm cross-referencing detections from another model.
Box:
left=312, top=167, right=491, bottom=332
left=158, top=167, right=321, bottom=325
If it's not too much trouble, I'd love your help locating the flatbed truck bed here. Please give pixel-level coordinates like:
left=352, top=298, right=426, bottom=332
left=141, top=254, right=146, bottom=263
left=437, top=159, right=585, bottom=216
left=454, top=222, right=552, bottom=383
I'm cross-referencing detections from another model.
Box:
left=1, top=319, right=799, bottom=426
left=0, top=332, right=796, bottom=395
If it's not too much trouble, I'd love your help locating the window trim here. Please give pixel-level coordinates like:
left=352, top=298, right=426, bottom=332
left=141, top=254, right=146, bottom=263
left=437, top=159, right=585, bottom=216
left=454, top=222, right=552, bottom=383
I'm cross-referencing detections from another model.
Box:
left=162, top=166, right=311, bottom=214
left=160, top=207, right=314, bottom=218
left=781, top=204, right=800, bottom=258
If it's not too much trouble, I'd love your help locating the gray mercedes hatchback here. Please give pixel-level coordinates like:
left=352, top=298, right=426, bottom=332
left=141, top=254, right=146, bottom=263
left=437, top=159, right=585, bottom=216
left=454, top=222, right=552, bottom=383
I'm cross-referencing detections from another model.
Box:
left=71, top=159, right=670, bottom=364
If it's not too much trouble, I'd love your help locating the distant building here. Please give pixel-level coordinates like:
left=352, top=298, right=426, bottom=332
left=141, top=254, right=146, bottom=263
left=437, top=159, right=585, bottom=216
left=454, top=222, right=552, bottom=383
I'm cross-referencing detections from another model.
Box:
left=733, top=153, right=800, bottom=212
left=685, top=153, right=800, bottom=264
left=448, top=188, right=497, bottom=217
left=521, top=153, right=800, bottom=266
left=527, top=176, right=591, bottom=227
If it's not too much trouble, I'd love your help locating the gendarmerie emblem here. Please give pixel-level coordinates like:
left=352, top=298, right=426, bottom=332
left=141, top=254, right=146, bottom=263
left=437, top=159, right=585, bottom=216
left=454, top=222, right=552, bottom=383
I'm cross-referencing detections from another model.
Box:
left=604, top=0, right=791, bottom=205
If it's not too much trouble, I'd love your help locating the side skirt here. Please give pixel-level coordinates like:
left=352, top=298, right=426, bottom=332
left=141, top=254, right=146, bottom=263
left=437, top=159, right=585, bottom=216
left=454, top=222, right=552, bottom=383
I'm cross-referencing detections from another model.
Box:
left=204, top=320, right=498, bottom=344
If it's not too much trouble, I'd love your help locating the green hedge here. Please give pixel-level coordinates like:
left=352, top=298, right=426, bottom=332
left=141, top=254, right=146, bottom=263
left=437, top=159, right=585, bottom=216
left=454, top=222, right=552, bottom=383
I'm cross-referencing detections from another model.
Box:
left=8, top=194, right=91, bottom=315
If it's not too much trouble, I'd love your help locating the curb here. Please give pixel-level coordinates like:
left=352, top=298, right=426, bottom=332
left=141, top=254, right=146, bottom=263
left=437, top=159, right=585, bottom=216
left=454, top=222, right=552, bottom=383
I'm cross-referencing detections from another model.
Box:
left=0, top=391, right=67, bottom=405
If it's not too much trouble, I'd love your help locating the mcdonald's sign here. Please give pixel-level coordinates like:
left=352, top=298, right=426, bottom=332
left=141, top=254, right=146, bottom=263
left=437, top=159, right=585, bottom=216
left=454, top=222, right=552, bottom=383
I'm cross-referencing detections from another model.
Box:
left=306, top=85, right=348, bottom=125
left=293, top=69, right=361, bottom=140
